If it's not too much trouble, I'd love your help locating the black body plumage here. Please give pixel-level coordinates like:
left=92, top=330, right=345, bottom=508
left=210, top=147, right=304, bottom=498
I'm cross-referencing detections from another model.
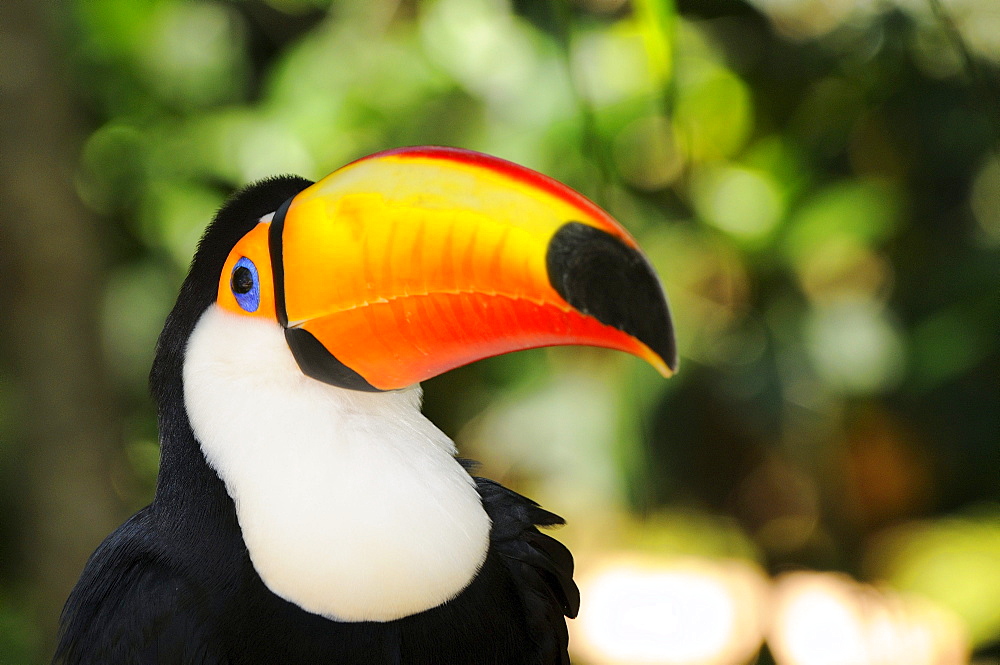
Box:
left=54, top=177, right=579, bottom=664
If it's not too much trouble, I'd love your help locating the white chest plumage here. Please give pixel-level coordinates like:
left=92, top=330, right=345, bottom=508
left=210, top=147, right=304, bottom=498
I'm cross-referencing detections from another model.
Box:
left=182, top=306, right=491, bottom=622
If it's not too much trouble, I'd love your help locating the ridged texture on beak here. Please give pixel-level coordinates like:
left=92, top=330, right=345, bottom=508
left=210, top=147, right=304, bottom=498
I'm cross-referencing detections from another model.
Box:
left=272, top=147, right=676, bottom=390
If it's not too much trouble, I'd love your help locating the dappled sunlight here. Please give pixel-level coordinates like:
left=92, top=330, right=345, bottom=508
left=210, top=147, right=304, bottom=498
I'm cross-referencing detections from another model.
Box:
left=569, top=552, right=974, bottom=665
left=768, top=571, right=969, bottom=665
left=865, top=510, right=1000, bottom=645
left=572, top=556, right=769, bottom=665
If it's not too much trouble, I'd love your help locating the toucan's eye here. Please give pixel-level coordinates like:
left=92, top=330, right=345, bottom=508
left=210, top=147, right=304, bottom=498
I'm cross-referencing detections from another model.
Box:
left=231, top=257, right=260, bottom=312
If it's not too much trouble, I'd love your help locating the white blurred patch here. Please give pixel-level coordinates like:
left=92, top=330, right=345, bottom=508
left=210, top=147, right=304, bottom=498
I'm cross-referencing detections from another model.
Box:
left=572, top=556, right=769, bottom=665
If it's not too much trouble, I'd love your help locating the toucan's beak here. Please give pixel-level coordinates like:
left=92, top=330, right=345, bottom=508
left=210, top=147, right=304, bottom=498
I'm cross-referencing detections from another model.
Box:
left=269, top=146, right=677, bottom=391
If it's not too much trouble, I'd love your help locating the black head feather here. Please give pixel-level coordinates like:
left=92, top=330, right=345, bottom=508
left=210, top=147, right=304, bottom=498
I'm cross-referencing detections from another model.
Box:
left=150, top=176, right=312, bottom=425
left=149, top=175, right=311, bottom=508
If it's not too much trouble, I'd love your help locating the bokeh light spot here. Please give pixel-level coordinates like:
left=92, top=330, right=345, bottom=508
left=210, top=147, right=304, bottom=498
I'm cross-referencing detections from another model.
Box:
left=805, top=297, right=905, bottom=394
left=691, top=164, right=784, bottom=242
left=574, top=557, right=768, bottom=665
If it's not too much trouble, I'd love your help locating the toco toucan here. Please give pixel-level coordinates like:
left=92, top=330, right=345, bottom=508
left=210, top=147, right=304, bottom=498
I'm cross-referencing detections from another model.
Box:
left=54, top=147, right=676, bottom=664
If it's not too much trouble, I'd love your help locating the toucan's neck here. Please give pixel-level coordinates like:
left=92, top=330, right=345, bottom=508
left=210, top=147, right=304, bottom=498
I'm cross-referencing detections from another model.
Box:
left=146, top=173, right=319, bottom=551
left=179, top=306, right=491, bottom=622
left=150, top=375, right=242, bottom=570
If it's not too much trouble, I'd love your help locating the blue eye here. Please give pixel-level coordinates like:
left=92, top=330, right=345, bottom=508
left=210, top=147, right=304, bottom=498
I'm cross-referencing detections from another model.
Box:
left=231, top=257, right=260, bottom=312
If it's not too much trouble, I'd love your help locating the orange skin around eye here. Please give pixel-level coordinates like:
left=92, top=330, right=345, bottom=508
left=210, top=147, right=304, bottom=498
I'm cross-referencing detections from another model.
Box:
left=217, top=222, right=277, bottom=320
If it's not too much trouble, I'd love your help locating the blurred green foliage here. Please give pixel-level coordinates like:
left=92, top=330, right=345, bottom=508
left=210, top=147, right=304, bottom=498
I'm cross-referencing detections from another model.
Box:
left=2, top=0, right=999, bottom=662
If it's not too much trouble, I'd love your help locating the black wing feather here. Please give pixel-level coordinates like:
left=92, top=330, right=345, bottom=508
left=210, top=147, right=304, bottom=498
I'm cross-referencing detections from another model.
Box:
left=54, top=514, right=226, bottom=665
left=476, top=477, right=580, bottom=665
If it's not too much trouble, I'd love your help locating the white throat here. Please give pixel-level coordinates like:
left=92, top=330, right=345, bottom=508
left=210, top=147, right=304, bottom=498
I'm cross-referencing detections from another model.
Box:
left=182, top=306, right=491, bottom=622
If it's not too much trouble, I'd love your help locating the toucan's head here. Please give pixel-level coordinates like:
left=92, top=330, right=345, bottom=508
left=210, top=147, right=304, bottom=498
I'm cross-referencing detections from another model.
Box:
left=157, top=146, right=676, bottom=406
left=152, top=146, right=678, bottom=621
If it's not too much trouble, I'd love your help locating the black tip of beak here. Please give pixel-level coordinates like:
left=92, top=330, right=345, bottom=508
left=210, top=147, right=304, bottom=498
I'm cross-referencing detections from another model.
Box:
left=546, top=222, right=678, bottom=373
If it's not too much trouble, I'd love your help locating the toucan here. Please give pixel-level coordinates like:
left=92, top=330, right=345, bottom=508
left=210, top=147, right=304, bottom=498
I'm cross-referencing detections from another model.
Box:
left=54, top=147, right=676, bottom=664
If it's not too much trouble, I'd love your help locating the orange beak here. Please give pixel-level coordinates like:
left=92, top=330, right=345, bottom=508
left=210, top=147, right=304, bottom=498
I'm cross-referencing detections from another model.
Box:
left=267, top=147, right=676, bottom=391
